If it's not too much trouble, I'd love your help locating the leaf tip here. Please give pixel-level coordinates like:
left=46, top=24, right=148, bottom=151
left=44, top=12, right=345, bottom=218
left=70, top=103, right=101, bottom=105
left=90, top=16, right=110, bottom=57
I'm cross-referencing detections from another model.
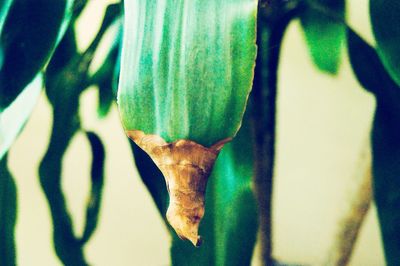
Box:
left=127, top=130, right=231, bottom=246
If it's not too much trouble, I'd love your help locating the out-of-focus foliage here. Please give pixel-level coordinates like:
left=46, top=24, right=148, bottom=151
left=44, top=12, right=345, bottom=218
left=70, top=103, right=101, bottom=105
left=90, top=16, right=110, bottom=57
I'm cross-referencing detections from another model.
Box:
left=0, top=154, right=17, bottom=266
left=0, top=75, right=42, bottom=160
left=90, top=31, right=120, bottom=118
left=0, top=0, right=73, bottom=160
left=299, top=0, right=345, bottom=74
left=370, top=0, right=400, bottom=87
left=348, top=29, right=400, bottom=266
left=0, top=0, right=13, bottom=39
left=38, top=3, right=121, bottom=265
left=0, top=0, right=72, bottom=109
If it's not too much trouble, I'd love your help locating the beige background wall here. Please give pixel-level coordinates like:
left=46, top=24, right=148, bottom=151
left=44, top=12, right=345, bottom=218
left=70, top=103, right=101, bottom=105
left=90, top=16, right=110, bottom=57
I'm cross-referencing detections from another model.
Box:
left=8, top=0, right=385, bottom=265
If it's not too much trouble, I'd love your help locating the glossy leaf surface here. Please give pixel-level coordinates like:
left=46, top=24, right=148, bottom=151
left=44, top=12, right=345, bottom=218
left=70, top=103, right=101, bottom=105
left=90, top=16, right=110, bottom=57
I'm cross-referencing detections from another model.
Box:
left=119, top=0, right=258, bottom=147
left=0, top=74, right=42, bottom=160
left=0, top=0, right=70, bottom=109
left=370, top=0, right=400, bottom=86
left=300, top=0, right=345, bottom=74
left=348, top=29, right=400, bottom=266
left=132, top=113, right=257, bottom=265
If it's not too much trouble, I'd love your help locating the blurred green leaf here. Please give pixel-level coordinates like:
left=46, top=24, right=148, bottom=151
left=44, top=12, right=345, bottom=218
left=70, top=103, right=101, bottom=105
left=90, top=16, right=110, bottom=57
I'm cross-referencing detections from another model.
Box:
left=90, top=26, right=122, bottom=118
left=118, top=0, right=258, bottom=147
left=0, top=74, right=42, bottom=160
left=40, top=34, right=88, bottom=264
left=38, top=98, right=84, bottom=265
left=80, top=131, right=106, bottom=244
left=347, top=29, right=396, bottom=94
left=0, top=154, right=17, bottom=266
left=95, top=48, right=118, bottom=118
left=130, top=143, right=169, bottom=216
left=300, top=0, right=345, bottom=74
left=82, top=3, right=121, bottom=60
left=211, top=113, right=258, bottom=266
left=0, top=0, right=12, bottom=36
left=39, top=5, right=121, bottom=264
left=71, top=0, right=88, bottom=20
left=370, top=0, right=400, bottom=87
left=347, top=29, right=400, bottom=266
left=132, top=113, right=257, bottom=266
left=0, top=0, right=13, bottom=68
left=0, top=0, right=72, bottom=109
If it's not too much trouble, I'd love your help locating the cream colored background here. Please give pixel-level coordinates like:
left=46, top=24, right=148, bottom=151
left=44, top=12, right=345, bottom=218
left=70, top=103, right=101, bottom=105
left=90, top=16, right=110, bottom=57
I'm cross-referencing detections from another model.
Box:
left=8, top=0, right=385, bottom=265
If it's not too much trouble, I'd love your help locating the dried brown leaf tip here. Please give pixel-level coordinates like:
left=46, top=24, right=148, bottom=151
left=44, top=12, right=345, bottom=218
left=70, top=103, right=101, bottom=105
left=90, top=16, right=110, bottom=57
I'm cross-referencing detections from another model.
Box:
left=127, top=130, right=231, bottom=247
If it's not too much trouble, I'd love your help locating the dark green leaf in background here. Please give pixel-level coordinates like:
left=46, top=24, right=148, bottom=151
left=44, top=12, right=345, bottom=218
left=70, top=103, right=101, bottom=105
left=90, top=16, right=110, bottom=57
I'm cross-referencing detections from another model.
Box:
left=348, top=29, right=400, bottom=266
left=80, top=131, right=106, bottom=244
left=300, top=0, right=345, bottom=74
left=0, top=74, right=42, bottom=160
left=0, top=154, right=17, bottom=266
left=347, top=29, right=388, bottom=94
left=89, top=27, right=122, bottom=118
left=39, top=4, right=121, bottom=264
left=370, top=0, right=400, bottom=87
left=94, top=46, right=119, bottom=118
left=0, top=0, right=71, bottom=109
left=130, top=143, right=169, bottom=216
left=0, top=0, right=13, bottom=34
left=0, top=0, right=13, bottom=68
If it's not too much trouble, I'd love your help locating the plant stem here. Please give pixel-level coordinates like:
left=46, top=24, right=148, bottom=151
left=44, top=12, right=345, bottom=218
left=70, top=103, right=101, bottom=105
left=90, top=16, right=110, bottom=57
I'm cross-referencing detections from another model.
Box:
left=324, top=139, right=372, bottom=266
left=252, top=4, right=297, bottom=265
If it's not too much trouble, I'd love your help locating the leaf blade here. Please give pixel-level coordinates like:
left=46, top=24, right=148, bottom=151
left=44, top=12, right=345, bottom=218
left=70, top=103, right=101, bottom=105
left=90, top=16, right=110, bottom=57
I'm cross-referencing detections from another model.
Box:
left=370, top=0, right=400, bottom=87
left=300, top=0, right=345, bottom=74
left=347, top=28, right=400, bottom=266
left=80, top=131, right=106, bottom=244
left=0, top=154, right=17, bottom=266
left=0, top=74, right=42, bottom=160
left=0, top=0, right=71, bottom=109
left=118, top=0, right=258, bottom=146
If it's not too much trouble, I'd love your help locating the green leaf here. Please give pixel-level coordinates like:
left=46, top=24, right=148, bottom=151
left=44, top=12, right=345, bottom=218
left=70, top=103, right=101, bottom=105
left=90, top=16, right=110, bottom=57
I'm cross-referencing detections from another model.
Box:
left=300, top=0, right=345, bottom=74
left=211, top=113, right=257, bottom=266
left=39, top=5, right=121, bottom=263
left=94, top=47, right=119, bottom=118
left=0, top=0, right=13, bottom=68
left=40, top=24, right=87, bottom=266
left=80, top=131, right=106, bottom=244
left=0, top=154, right=17, bottom=266
left=90, top=28, right=122, bottom=118
left=347, top=28, right=400, bottom=266
left=0, top=74, right=42, bottom=160
left=0, top=0, right=71, bottom=109
left=118, top=0, right=258, bottom=147
left=370, top=0, right=400, bottom=87
left=0, top=0, right=12, bottom=35
left=38, top=105, right=84, bottom=265
left=133, top=112, right=258, bottom=265
left=130, top=143, right=169, bottom=216
left=347, top=29, right=398, bottom=95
